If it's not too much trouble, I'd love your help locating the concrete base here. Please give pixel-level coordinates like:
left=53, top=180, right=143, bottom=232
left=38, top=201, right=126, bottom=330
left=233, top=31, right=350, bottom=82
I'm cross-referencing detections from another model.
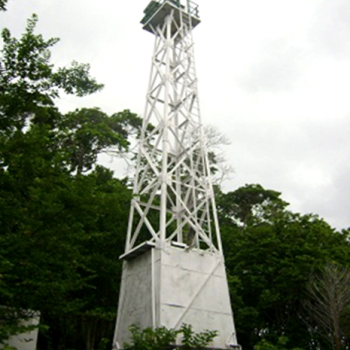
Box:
left=114, top=245, right=239, bottom=349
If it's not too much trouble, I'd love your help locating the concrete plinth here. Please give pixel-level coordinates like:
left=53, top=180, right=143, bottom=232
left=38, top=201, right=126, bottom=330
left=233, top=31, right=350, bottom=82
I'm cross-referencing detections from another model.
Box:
left=114, top=245, right=239, bottom=349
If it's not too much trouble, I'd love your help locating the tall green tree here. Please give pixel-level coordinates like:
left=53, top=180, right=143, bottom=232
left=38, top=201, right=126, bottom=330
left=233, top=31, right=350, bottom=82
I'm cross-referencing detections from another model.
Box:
left=34, top=167, right=131, bottom=350
left=0, top=12, right=140, bottom=350
left=217, top=184, right=288, bottom=227
left=58, top=108, right=140, bottom=175
left=218, top=185, right=350, bottom=350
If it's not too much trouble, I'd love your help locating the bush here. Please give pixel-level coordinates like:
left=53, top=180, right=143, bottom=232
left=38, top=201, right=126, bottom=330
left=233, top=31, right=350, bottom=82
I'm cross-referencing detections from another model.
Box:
left=124, top=324, right=218, bottom=350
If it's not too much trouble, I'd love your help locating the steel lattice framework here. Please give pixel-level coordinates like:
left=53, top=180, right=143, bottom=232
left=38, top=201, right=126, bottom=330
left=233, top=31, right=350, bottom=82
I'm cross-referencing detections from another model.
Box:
left=124, top=1, right=222, bottom=256
left=113, top=3, right=241, bottom=348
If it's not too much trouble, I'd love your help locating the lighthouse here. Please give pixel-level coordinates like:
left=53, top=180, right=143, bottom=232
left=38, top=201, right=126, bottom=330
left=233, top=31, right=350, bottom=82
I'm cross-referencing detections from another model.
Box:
left=113, top=1, right=240, bottom=348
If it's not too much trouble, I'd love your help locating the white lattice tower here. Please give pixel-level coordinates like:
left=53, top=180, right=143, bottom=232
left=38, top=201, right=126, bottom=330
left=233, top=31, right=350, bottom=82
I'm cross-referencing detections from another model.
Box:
left=113, top=2, right=240, bottom=349
left=124, top=0, right=222, bottom=255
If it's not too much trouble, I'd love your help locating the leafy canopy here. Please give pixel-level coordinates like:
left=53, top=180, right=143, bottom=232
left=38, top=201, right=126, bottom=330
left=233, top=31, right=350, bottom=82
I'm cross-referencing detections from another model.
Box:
left=0, top=14, right=103, bottom=134
left=0, top=10, right=136, bottom=349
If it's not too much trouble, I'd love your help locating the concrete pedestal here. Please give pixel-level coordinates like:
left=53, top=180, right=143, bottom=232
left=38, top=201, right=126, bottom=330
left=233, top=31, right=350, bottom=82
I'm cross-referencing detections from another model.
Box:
left=114, top=245, right=239, bottom=349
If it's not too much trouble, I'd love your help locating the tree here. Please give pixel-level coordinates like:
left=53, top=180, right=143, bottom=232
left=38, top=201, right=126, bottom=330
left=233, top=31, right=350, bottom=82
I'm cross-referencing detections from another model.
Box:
left=58, top=108, right=140, bottom=175
left=33, top=167, right=132, bottom=350
left=202, top=125, right=234, bottom=185
left=304, top=263, right=350, bottom=350
left=0, top=0, right=8, bottom=11
left=0, top=14, right=103, bottom=137
left=0, top=13, right=136, bottom=349
left=217, top=184, right=288, bottom=227
left=218, top=185, right=350, bottom=350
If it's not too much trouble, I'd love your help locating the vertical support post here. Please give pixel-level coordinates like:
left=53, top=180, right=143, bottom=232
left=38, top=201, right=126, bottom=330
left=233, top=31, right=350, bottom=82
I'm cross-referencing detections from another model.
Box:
left=159, top=14, right=173, bottom=244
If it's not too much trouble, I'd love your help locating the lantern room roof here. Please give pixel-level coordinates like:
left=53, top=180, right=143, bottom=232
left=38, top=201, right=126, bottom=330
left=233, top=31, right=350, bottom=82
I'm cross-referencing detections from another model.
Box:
left=141, top=0, right=200, bottom=35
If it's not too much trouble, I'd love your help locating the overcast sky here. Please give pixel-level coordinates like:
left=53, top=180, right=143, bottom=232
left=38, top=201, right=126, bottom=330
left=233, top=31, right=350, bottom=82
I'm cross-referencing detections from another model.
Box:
left=2, top=0, right=350, bottom=230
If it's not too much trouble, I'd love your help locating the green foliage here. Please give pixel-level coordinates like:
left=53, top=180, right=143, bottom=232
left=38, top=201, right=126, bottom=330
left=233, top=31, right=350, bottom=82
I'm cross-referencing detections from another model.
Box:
left=0, top=157, right=131, bottom=347
left=51, top=61, right=104, bottom=97
left=180, top=324, right=218, bottom=350
left=0, top=0, right=8, bottom=11
left=126, top=325, right=177, bottom=350
left=0, top=10, right=135, bottom=350
left=0, top=14, right=103, bottom=134
left=254, top=336, right=304, bottom=350
left=124, top=324, right=218, bottom=350
left=58, top=108, right=141, bottom=174
left=218, top=185, right=350, bottom=350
